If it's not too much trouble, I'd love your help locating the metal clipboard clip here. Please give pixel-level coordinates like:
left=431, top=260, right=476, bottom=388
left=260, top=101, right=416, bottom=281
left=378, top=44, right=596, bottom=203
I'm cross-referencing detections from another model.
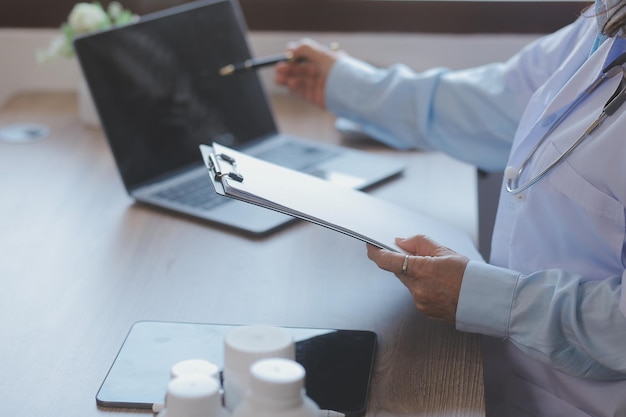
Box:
left=207, top=152, right=244, bottom=183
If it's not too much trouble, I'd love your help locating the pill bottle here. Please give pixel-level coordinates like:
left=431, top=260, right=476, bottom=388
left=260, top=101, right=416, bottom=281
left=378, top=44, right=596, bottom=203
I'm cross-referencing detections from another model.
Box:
left=222, top=325, right=295, bottom=411
left=157, top=373, right=229, bottom=417
left=153, top=359, right=221, bottom=415
left=232, top=358, right=319, bottom=417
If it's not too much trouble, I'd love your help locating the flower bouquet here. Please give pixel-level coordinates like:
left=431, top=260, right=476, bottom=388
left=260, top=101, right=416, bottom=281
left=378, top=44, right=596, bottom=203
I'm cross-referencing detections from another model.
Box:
left=38, top=1, right=138, bottom=62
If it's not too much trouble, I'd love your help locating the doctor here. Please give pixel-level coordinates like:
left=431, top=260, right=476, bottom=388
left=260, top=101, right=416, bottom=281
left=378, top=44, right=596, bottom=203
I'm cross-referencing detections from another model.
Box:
left=276, top=1, right=626, bottom=416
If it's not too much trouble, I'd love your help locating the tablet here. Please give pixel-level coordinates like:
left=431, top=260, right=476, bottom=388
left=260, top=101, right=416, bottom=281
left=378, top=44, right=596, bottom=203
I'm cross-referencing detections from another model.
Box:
left=96, top=321, right=377, bottom=416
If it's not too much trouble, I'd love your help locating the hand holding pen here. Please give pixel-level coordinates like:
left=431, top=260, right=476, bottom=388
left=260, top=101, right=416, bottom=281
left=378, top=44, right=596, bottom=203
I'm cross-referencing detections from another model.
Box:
left=274, top=39, right=342, bottom=109
left=219, top=39, right=341, bottom=109
left=219, top=40, right=340, bottom=76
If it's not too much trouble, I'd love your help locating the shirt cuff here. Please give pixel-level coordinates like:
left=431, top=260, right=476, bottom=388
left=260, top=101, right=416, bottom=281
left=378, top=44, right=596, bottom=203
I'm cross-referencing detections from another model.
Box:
left=455, top=260, right=520, bottom=338
left=325, top=57, right=415, bottom=150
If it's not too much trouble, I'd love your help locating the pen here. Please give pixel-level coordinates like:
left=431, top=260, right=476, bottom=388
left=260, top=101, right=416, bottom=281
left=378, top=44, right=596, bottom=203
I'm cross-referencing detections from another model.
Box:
left=219, top=51, right=302, bottom=76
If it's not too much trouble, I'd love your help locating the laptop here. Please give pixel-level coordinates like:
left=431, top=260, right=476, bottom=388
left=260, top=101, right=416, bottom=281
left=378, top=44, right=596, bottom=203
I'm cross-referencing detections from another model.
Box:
left=73, top=0, right=404, bottom=235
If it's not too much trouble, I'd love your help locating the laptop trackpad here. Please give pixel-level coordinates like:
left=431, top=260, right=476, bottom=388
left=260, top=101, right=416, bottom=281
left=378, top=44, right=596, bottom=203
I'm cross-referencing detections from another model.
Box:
left=313, top=153, right=399, bottom=189
left=309, top=166, right=365, bottom=189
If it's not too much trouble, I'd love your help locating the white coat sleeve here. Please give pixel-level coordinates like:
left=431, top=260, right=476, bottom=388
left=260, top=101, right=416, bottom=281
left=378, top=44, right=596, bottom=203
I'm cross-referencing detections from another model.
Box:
left=325, top=16, right=592, bottom=172
left=456, top=261, right=626, bottom=380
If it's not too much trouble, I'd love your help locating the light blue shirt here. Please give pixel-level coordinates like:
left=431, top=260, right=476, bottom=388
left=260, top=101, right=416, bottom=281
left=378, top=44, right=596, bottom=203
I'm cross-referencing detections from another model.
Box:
left=325, top=11, right=626, bottom=416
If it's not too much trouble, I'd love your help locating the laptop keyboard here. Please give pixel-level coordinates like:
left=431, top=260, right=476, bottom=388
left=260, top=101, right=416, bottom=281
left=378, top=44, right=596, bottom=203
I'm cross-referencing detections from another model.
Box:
left=154, top=143, right=339, bottom=211
left=155, top=174, right=228, bottom=210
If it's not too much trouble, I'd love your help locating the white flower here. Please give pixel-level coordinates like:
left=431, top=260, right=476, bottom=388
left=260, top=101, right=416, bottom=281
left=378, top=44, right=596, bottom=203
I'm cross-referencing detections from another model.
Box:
left=37, top=1, right=137, bottom=62
left=68, top=3, right=110, bottom=34
left=108, top=1, right=123, bottom=20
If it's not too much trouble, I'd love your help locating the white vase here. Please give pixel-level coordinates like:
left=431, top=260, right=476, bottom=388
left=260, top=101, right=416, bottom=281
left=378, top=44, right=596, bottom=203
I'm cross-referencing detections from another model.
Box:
left=77, top=77, right=100, bottom=128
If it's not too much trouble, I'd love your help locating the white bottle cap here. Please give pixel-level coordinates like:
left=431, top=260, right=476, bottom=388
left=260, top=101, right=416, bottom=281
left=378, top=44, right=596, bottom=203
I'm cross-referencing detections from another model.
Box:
left=224, top=325, right=295, bottom=373
left=165, top=374, right=221, bottom=417
left=170, top=359, right=220, bottom=380
left=249, top=358, right=305, bottom=401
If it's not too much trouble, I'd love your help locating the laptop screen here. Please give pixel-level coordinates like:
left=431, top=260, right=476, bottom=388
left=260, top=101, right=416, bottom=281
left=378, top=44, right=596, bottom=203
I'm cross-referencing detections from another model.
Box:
left=74, top=0, right=277, bottom=191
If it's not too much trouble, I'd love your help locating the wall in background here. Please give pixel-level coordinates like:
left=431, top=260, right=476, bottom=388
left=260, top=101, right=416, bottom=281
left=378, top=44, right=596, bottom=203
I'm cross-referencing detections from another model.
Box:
left=0, top=0, right=588, bottom=34
left=0, top=29, right=539, bottom=104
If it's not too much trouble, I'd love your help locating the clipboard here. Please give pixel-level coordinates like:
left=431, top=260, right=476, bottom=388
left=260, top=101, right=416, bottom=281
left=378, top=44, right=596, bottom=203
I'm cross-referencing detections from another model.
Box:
left=200, top=143, right=483, bottom=260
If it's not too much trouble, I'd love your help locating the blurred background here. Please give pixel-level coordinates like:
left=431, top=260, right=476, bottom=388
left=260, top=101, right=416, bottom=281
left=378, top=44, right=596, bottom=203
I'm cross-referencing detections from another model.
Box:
left=0, top=0, right=589, bottom=258
left=0, top=0, right=586, bottom=34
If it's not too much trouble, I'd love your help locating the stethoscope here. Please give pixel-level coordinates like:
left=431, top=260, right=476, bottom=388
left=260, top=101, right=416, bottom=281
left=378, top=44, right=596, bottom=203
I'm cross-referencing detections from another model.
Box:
left=504, top=52, right=626, bottom=195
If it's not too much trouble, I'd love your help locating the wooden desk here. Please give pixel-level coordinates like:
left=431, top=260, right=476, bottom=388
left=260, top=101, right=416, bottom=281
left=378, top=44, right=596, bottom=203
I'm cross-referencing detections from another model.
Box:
left=0, top=92, right=483, bottom=417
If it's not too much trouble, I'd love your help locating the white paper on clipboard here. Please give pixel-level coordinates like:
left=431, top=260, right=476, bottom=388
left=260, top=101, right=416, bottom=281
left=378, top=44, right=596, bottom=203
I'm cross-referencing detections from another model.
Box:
left=200, top=143, right=483, bottom=261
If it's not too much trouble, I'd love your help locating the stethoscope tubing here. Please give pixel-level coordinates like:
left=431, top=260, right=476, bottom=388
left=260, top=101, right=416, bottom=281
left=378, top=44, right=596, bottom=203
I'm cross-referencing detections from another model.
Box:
left=505, top=57, right=626, bottom=195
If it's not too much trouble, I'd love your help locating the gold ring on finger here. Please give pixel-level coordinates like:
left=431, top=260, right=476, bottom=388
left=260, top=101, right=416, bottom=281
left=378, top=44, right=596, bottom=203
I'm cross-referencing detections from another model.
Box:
left=401, top=254, right=409, bottom=276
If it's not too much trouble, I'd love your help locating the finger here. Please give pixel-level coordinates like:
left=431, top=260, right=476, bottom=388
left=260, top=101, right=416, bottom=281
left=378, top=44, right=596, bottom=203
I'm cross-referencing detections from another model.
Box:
left=292, top=60, right=322, bottom=76
left=395, top=235, right=451, bottom=257
left=289, top=40, right=325, bottom=63
left=274, top=62, right=291, bottom=85
left=287, top=74, right=313, bottom=94
left=366, top=244, right=409, bottom=276
left=277, top=61, right=320, bottom=84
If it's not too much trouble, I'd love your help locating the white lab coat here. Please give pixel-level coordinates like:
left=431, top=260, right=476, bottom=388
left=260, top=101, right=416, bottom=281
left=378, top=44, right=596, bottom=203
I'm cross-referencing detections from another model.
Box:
left=326, top=12, right=626, bottom=417
left=483, top=24, right=626, bottom=417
